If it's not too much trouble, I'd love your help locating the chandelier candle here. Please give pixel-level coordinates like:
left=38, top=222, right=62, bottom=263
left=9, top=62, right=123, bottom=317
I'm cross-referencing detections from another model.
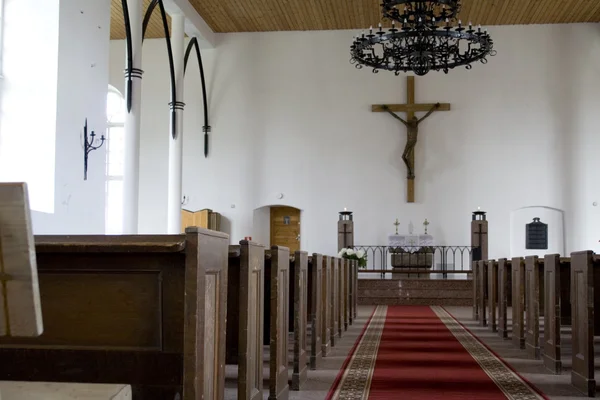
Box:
left=350, top=0, right=496, bottom=76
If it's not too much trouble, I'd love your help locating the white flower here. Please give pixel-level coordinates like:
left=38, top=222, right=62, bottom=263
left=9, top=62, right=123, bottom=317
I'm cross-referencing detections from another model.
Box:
left=338, top=248, right=347, bottom=257
left=346, top=249, right=355, bottom=256
left=356, top=249, right=365, bottom=259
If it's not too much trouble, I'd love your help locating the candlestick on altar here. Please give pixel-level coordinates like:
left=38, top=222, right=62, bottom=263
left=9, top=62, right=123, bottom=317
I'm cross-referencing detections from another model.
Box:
left=393, top=218, right=400, bottom=235
left=423, top=218, right=429, bottom=234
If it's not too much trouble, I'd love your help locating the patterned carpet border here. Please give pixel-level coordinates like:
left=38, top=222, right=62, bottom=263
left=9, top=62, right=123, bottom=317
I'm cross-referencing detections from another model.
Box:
left=329, top=305, right=387, bottom=400
left=432, top=306, right=546, bottom=400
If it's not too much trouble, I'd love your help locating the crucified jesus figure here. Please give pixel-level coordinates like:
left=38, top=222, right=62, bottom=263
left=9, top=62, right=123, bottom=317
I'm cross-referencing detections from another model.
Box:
left=382, top=102, right=441, bottom=179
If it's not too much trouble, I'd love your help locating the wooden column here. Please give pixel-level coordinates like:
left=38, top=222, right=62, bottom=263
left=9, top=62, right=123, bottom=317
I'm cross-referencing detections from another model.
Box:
left=511, top=257, right=525, bottom=349
left=338, top=212, right=354, bottom=252
left=321, top=256, right=331, bottom=356
left=471, top=210, right=489, bottom=263
left=570, top=251, right=600, bottom=397
left=308, top=254, right=323, bottom=369
left=497, top=258, right=512, bottom=339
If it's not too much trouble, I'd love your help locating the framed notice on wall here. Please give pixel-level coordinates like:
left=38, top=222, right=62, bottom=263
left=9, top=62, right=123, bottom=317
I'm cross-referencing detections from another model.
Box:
left=526, top=217, right=548, bottom=250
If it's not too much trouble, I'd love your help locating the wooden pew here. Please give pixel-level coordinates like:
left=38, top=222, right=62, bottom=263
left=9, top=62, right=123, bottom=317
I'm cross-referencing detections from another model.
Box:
left=478, top=260, right=488, bottom=326
left=570, top=251, right=600, bottom=397
left=497, top=258, right=512, bottom=339
left=354, top=261, right=358, bottom=320
left=487, top=259, right=498, bottom=332
left=322, top=255, right=332, bottom=355
left=543, top=254, right=571, bottom=374
left=525, top=256, right=545, bottom=359
left=338, top=258, right=346, bottom=337
left=307, top=253, right=323, bottom=369
left=348, top=260, right=355, bottom=325
left=0, top=229, right=229, bottom=400
left=290, top=251, right=308, bottom=391
left=472, top=260, right=480, bottom=320
left=0, top=182, right=42, bottom=338
left=342, top=259, right=349, bottom=331
left=511, top=257, right=526, bottom=349
left=266, top=246, right=290, bottom=400
left=330, top=257, right=340, bottom=346
left=226, top=241, right=264, bottom=400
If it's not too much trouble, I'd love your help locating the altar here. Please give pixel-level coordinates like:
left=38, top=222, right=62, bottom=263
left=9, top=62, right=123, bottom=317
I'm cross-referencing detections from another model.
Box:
left=388, top=233, right=434, bottom=278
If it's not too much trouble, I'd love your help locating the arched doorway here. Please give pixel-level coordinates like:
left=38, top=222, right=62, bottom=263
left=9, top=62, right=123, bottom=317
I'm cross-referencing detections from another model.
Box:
left=270, top=206, right=301, bottom=253
left=253, top=205, right=302, bottom=253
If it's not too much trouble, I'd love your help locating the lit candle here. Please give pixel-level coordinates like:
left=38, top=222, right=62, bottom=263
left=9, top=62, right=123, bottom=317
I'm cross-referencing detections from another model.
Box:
left=477, top=206, right=481, bottom=211
left=344, top=207, right=347, bottom=211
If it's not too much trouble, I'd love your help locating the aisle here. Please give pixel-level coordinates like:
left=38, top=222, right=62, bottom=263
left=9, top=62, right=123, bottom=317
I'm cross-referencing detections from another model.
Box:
left=328, top=306, right=547, bottom=400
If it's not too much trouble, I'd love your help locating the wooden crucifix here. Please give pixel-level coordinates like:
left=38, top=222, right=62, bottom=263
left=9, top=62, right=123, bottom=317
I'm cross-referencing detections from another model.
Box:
left=372, top=76, right=450, bottom=203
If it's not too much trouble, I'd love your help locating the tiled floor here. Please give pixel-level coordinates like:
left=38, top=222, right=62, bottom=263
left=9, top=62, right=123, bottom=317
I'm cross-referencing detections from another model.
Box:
left=224, top=305, right=375, bottom=400
left=446, top=306, right=600, bottom=399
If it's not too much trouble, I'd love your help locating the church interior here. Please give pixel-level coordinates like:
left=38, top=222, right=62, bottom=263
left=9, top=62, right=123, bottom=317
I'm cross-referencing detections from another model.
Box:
left=0, top=0, right=600, bottom=398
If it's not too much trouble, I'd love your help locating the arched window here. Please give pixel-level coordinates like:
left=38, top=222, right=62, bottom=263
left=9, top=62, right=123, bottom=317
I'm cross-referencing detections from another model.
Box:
left=105, top=85, right=125, bottom=234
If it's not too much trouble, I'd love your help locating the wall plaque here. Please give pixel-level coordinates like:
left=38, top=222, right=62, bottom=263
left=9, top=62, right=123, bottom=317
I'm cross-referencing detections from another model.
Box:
left=526, top=217, right=548, bottom=250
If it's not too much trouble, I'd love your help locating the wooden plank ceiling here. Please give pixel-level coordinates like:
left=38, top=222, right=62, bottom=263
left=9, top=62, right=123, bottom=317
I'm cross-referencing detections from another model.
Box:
left=111, top=0, right=600, bottom=39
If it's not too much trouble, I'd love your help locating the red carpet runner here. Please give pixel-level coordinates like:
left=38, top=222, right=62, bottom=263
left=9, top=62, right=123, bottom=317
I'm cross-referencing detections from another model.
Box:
left=329, top=306, right=546, bottom=400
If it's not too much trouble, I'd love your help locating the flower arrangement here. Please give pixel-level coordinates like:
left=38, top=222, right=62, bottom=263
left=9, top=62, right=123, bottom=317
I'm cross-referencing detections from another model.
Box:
left=338, top=248, right=367, bottom=268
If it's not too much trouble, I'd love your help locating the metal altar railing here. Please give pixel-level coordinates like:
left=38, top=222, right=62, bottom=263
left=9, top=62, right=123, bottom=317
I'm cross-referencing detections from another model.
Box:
left=351, top=245, right=476, bottom=279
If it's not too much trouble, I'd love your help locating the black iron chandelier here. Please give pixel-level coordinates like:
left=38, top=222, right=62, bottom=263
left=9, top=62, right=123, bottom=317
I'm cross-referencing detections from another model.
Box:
left=350, top=0, right=496, bottom=76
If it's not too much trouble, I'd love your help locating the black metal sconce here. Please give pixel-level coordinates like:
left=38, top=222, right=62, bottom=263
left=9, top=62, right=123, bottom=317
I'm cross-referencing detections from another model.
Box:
left=83, top=119, right=105, bottom=180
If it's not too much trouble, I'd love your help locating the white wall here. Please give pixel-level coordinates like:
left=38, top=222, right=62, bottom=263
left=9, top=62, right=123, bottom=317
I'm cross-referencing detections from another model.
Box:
left=47, top=0, right=111, bottom=234
left=0, top=0, right=59, bottom=213
left=0, top=0, right=110, bottom=233
left=109, top=23, right=600, bottom=257
left=253, top=206, right=270, bottom=247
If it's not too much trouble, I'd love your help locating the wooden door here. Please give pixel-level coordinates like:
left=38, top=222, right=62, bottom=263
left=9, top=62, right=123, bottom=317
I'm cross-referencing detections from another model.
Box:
left=270, top=207, right=300, bottom=253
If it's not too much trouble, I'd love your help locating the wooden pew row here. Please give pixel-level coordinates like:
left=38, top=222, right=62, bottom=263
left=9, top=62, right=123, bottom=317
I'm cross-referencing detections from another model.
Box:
left=0, top=229, right=229, bottom=400
left=484, top=251, right=596, bottom=397
left=0, top=228, right=346, bottom=400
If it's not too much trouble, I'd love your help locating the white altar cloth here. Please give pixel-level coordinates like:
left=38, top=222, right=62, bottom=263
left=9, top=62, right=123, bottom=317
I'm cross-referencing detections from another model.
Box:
left=388, top=234, right=434, bottom=252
